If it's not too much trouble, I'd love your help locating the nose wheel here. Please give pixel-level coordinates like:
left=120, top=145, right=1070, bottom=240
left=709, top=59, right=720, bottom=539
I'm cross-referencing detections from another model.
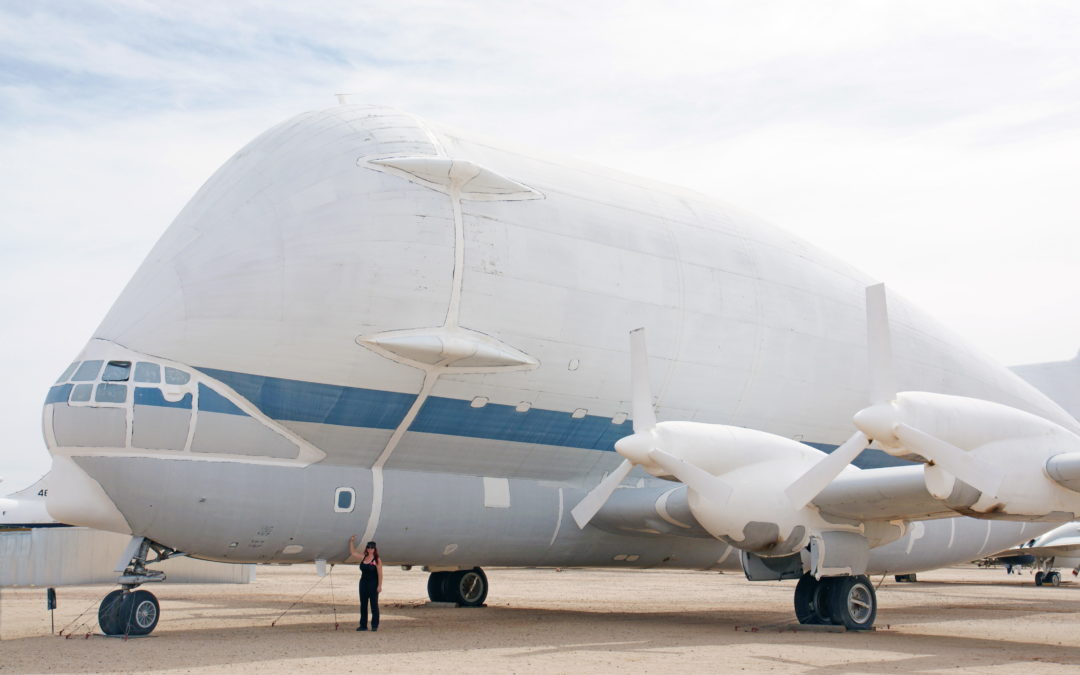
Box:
left=794, top=573, right=877, bottom=630
left=98, top=589, right=160, bottom=636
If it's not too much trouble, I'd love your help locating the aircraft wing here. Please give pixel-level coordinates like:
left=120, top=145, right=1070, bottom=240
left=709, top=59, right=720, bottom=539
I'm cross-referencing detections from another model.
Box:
left=810, top=465, right=958, bottom=522
left=993, top=537, right=1080, bottom=559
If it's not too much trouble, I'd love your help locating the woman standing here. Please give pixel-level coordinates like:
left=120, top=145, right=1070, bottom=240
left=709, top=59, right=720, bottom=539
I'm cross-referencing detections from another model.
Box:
left=348, top=535, right=383, bottom=631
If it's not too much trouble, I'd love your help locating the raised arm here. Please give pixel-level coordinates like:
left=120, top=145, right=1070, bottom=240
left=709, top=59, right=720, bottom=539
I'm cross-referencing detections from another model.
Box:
left=346, top=535, right=362, bottom=562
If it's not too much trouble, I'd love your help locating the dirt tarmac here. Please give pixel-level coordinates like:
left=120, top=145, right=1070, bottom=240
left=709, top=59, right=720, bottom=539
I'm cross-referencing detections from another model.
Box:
left=1, top=565, right=1078, bottom=673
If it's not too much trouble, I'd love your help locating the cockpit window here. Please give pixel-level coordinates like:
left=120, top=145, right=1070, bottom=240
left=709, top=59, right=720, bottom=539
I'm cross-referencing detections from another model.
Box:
left=102, top=361, right=132, bottom=382
left=95, top=383, right=127, bottom=403
left=134, top=362, right=161, bottom=383
left=70, top=383, right=93, bottom=402
left=56, top=362, right=79, bottom=384
left=164, top=367, right=191, bottom=385
left=72, top=360, right=103, bottom=382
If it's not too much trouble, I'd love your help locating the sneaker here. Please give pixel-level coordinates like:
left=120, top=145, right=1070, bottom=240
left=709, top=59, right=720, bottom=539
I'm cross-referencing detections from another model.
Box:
left=356, top=626, right=368, bottom=631
left=372, top=626, right=378, bottom=632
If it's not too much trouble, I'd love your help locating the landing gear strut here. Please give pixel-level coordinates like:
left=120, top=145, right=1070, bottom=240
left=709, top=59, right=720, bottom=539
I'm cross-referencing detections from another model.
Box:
left=794, top=573, right=877, bottom=630
left=98, top=537, right=178, bottom=636
left=426, top=567, right=488, bottom=606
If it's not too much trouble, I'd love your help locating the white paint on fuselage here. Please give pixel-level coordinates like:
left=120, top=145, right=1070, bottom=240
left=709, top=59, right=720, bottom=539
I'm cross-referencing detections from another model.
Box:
left=50, top=105, right=1078, bottom=572
left=91, top=106, right=1078, bottom=453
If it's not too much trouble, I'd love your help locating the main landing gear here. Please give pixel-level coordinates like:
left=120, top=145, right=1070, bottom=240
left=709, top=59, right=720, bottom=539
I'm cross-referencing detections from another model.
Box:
left=98, top=537, right=178, bottom=636
left=426, top=567, right=488, bottom=606
left=794, top=573, right=877, bottom=630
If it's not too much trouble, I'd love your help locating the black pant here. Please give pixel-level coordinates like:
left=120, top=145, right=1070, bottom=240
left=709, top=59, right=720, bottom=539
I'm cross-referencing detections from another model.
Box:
left=359, top=583, right=379, bottom=628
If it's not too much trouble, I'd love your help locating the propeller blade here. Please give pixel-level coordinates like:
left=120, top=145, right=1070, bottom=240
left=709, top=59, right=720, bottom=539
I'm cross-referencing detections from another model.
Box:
left=629, top=328, right=657, bottom=433
left=570, top=460, right=633, bottom=529
left=571, top=328, right=658, bottom=529
left=647, top=449, right=733, bottom=504
left=784, top=431, right=869, bottom=510
left=894, top=424, right=1002, bottom=497
left=865, top=283, right=897, bottom=405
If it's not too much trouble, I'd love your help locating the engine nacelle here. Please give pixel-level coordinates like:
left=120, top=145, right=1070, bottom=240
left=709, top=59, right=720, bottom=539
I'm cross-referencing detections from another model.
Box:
left=855, top=391, right=1080, bottom=520
left=626, top=422, right=865, bottom=556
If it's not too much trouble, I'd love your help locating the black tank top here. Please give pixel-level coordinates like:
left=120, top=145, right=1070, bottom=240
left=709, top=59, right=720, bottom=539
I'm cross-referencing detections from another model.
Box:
left=360, top=560, right=378, bottom=586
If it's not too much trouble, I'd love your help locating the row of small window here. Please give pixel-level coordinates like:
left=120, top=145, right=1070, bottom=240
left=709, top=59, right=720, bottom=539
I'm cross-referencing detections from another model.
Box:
left=69, top=382, right=130, bottom=404
left=57, top=360, right=191, bottom=386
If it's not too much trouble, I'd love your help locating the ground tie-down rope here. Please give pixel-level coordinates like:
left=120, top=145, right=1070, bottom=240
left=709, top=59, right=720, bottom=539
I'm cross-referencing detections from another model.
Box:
left=271, top=565, right=342, bottom=629
left=59, top=595, right=114, bottom=639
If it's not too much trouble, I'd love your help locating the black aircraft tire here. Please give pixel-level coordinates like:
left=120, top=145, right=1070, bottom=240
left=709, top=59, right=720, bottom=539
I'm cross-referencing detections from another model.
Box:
left=427, top=572, right=449, bottom=602
left=98, top=590, right=125, bottom=636
left=446, top=568, right=488, bottom=607
left=794, top=574, right=832, bottom=625
left=1035, top=571, right=1045, bottom=586
left=1049, top=571, right=1062, bottom=587
left=828, top=575, right=877, bottom=631
left=120, top=590, right=160, bottom=636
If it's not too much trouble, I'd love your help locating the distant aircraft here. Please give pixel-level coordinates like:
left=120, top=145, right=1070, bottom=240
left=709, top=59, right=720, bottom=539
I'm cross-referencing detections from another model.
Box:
left=992, top=522, right=1080, bottom=587
left=0, top=475, right=61, bottom=530
left=39, top=104, right=1080, bottom=635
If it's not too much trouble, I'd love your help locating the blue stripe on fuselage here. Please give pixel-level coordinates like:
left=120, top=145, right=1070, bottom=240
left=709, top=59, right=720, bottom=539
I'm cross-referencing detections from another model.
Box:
left=196, top=367, right=416, bottom=429
left=412, top=396, right=631, bottom=451
left=196, top=366, right=627, bottom=450
left=188, top=366, right=909, bottom=467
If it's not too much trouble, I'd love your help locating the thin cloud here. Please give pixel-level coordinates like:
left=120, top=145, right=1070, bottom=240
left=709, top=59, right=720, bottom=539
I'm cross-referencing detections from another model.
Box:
left=2, top=0, right=1079, bottom=488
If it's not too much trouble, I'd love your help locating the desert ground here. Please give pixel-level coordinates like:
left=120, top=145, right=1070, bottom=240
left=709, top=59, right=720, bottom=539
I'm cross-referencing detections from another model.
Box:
left=1, top=564, right=1079, bottom=673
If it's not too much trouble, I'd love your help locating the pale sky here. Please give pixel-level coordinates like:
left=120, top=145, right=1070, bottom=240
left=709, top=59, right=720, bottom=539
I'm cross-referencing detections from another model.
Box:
left=2, top=1, right=1078, bottom=489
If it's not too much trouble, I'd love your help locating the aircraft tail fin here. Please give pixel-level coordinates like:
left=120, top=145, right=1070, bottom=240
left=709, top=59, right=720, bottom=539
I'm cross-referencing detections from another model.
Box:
left=1011, top=351, right=1080, bottom=423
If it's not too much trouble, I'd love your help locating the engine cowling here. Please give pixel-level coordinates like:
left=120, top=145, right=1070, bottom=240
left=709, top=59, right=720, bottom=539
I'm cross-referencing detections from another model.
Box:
left=854, top=391, right=1080, bottom=520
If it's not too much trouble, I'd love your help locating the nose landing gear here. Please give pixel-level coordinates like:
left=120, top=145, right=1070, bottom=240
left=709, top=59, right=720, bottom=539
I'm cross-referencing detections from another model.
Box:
left=97, top=537, right=178, bottom=636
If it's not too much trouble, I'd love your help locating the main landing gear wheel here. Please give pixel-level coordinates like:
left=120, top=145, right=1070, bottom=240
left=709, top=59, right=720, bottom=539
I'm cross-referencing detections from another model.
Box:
left=98, top=589, right=160, bottom=636
left=794, top=574, right=877, bottom=631
left=1046, top=571, right=1062, bottom=587
left=446, top=568, right=488, bottom=607
left=794, top=574, right=831, bottom=625
left=1035, top=571, right=1045, bottom=586
left=427, top=568, right=489, bottom=606
left=828, top=575, right=877, bottom=630
left=427, top=571, right=450, bottom=602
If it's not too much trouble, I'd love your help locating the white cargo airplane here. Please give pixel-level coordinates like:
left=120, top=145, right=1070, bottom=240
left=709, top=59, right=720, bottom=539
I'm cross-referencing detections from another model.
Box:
left=40, top=104, right=1080, bottom=636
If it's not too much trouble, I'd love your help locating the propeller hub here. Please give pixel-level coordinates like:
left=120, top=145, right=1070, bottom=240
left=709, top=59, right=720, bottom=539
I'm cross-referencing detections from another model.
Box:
left=615, top=431, right=655, bottom=465
left=853, top=403, right=901, bottom=449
